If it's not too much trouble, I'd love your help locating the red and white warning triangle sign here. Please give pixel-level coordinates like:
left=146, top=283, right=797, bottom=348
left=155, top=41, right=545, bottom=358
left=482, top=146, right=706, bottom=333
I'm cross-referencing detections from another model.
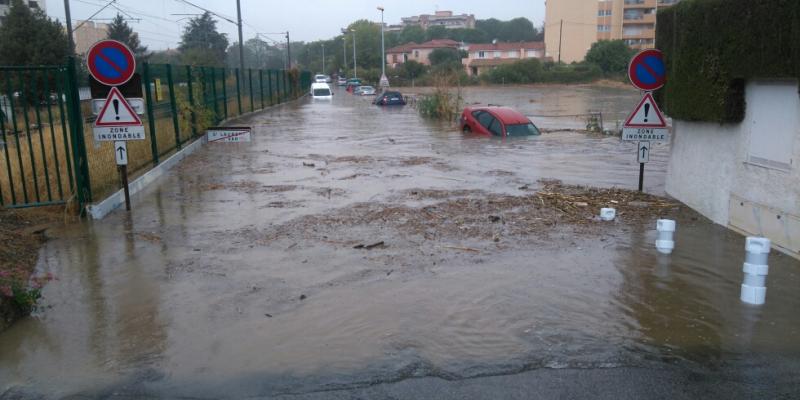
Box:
left=624, top=92, right=667, bottom=128
left=95, top=87, right=142, bottom=127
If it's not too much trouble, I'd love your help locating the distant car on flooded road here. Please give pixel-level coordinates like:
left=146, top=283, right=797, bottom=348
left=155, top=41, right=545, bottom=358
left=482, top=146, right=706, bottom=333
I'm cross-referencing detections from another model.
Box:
left=355, top=86, right=376, bottom=96
left=460, top=106, right=541, bottom=137
left=373, top=91, right=406, bottom=106
left=314, top=74, right=331, bottom=83
left=337, top=77, right=347, bottom=86
left=310, top=82, right=333, bottom=99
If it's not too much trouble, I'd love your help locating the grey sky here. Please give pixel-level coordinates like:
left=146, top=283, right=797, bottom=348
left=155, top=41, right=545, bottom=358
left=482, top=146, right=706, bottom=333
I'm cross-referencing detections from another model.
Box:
left=45, top=0, right=545, bottom=50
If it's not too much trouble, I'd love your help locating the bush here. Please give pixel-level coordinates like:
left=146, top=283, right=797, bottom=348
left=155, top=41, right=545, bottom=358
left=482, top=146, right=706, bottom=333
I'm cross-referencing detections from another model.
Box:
left=481, top=59, right=602, bottom=84
left=656, top=0, right=800, bottom=123
left=417, top=71, right=463, bottom=122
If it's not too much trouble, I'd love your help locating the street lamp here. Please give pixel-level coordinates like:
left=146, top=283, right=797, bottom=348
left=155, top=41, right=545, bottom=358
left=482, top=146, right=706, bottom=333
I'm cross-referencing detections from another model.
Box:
left=341, top=28, right=357, bottom=79
left=378, top=6, right=387, bottom=87
left=321, top=43, right=325, bottom=74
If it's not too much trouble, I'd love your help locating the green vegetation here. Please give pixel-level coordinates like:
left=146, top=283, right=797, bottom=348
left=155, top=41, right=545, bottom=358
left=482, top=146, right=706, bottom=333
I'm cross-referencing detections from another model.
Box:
left=585, top=40, right=635, bottom=75
left=179, top=12, right=230, bottom=67
left=107, top=14, right=148, bottom=58
left=0, top=0, right=69, bottom=65
left=417, top=72, right=463, bottom=121
left=656, top=0, right=800, bottom=123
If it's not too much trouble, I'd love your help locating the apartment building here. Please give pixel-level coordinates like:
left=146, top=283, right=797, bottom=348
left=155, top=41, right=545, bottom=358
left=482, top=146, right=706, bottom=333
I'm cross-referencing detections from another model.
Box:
left=545, top=0, right=681, bottom=63
left=73, top=20, right=109, bottom=55
left=0, top=0, right=46, bottom=26
left=463, top=42, right=547, bottom=76
left=386, top=10, right=476, bottom=33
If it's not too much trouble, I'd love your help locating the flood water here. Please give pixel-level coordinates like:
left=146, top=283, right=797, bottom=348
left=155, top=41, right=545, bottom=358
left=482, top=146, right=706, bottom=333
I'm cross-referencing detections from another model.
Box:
left=1, top=85, right=799, bottom=399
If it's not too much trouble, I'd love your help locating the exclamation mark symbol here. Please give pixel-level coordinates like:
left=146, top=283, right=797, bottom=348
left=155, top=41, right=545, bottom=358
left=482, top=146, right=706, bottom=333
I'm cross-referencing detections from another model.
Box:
left=644, top=103, right=650, bottom=123
left=113, top=99, right=120, bottom=121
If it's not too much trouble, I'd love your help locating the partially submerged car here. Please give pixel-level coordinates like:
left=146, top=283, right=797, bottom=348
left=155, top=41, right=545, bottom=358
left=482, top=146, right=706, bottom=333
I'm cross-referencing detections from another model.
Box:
left=373, top=91, right=406, bottom=106
left=310, top=82, right=333, bottom=99
left=460, top=106, right=541, bottom=137
left=356, top=85, right=376, bottom=96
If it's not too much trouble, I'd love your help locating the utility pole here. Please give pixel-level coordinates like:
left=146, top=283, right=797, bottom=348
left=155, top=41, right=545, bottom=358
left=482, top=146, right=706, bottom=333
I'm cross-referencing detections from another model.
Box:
left=236, top=0, right=245, bottom=73
left=352, top=30, right=357, bottom=79
left=63, top=0, right=77, bottom=53
left=378, top=6, right=386, bottom=86
left=341, top=28, right=349, bottom=78
left=558, top=19, right=563, bottom=64
left=286, top=31, right=291, bottom=69
left=322, top=43, right=325, bottom=74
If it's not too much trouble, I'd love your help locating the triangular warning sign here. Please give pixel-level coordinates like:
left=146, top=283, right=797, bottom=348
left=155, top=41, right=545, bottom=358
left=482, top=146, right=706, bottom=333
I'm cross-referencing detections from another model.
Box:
left=624, top=92, right=667, bottom=128
left=95, top=87, right=142, bottom=127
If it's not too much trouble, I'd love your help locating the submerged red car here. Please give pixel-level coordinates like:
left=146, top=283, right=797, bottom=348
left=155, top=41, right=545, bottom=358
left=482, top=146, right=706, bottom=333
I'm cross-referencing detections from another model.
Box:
left=460, top=106, right=541, bottom=137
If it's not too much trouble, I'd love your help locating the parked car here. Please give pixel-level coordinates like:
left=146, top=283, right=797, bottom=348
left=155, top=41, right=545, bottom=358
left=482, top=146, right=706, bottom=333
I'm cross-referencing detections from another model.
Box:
left=356, top=85, right=376, bottom=96
left=460, top=106, right=541, bottom=137
left=310, top=82, right=333, bottom=99
left=314, top=74, right=330, bottom=83
left=373, top=91, right=406, bottom=106
left=337, top=77, right=347, bottom=86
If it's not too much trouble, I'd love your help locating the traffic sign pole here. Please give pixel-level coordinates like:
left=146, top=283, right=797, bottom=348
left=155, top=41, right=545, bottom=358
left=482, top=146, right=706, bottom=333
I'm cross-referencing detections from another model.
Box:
left=639, top=162, right=645, bottom=192
left=114, top=140, right=131, bottom=210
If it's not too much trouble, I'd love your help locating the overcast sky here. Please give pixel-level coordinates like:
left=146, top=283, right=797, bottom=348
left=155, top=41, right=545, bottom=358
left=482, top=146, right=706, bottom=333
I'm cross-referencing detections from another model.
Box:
left=45, top=0, right=545, bottom=50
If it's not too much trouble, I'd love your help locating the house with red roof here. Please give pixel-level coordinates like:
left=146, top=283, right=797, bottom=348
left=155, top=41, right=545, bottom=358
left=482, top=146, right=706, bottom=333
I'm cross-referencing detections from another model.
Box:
left=462, top=42, right=548, bottom=76
left=385, top=39, right=460, bottom=68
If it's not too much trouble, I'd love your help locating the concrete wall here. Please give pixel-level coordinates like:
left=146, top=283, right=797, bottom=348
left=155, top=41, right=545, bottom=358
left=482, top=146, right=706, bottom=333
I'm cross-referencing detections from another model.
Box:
left=666, top=80, right=800, bottom=256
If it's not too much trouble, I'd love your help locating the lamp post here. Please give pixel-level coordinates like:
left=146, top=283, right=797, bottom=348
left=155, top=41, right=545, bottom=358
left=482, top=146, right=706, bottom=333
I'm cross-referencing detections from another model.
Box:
left=378, top=6, right=387, bottom=87
left=341, top=28, right=356, bottom=79
left=342, top=34, right=348, bottom=78
left=321, top=43, right=325, bottom=74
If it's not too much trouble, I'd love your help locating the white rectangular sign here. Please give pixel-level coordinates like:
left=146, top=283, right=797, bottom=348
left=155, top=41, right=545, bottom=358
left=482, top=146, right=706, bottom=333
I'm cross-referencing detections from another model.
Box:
left=114, top=141, right=128, bottom=166
left=622, top=127, right=670, bottom=143
left=638, top=141, right=650, bottom=163
left=93, top=125, right=146, bottom=141
left=207, top=127, right=251, bottom=143
left=92, top=98, right=145, bottom=115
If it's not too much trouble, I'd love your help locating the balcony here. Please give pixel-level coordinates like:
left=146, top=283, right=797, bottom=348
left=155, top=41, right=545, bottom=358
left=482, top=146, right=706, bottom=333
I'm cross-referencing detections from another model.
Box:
left=624, top=0, right=657, bottom=8
left=622, top=28, right=656, bottom=40
left=623, top=13, right=656, bottom=23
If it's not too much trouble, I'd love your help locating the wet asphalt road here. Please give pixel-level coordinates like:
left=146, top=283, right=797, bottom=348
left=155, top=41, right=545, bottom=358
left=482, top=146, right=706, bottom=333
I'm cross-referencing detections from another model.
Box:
left=1, top=85, right=799, bottom=399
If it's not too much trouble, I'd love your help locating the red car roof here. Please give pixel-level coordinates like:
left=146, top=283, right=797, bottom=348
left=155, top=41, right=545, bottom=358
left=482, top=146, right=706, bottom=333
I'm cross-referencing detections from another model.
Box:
left=465, top=106, right=531, bottom=125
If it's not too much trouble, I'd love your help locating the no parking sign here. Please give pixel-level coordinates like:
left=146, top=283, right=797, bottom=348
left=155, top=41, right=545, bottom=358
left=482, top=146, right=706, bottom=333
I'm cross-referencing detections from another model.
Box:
left=627, top=49, right=666, bottom=92
left=86, top=40, right=136, bottom=86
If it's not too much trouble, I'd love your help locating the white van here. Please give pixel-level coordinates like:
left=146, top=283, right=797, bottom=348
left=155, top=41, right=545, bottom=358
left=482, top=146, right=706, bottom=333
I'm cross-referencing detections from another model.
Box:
left=310, top=82, right=333, bottom=99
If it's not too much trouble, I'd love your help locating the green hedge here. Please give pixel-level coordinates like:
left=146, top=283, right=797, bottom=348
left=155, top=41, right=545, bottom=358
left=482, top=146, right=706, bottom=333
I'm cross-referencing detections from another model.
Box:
left=656, top=0, right=800, bottom=123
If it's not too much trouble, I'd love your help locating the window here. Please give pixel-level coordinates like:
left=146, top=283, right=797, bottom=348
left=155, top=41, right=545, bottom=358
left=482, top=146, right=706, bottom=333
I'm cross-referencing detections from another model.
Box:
left=488, top=119, right=503, bottom=136
left=474, top=111, right=495, bottom=130
left=526, top=50, right=540, bottom=58
left=493, top=51, right=501, bottom=58
left=624, top=10, right=644, bottom=20
left=507, top=51, right=519, bottom=58
left=478, top=51, right=486, bottom=59
left=597, top=10, right=612, bottom=16
left=597, top=25, right=611, bottom=32
left=506, top=123, right=541, bottom=137
left=414, top=50, right=419, bottom=58
left=312, top=88, right=331, bottom=97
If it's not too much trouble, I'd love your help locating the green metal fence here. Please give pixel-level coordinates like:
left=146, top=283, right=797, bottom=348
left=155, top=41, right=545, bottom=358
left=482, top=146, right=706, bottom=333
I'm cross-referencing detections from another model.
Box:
left=0, top=58, right=311, bottom=211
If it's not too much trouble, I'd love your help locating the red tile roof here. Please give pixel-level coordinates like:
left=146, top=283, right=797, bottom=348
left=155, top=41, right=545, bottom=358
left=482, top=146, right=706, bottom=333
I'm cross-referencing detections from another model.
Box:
left=386, top=39, right=460, bottom=54
left=467, top=41, right=545, bottom=52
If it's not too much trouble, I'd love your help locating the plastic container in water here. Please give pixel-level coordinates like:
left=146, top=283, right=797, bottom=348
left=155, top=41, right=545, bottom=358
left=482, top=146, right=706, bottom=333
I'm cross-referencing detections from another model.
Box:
left=600, top=208, right=616, bottom=221
left=741, top=237, right=770, bottom=305
left=655, top=219, right=676, bottom=254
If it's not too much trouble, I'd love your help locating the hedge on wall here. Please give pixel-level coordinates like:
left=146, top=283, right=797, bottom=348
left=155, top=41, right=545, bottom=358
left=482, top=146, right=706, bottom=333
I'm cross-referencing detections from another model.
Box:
left=655, top=0, right=800, bottom=123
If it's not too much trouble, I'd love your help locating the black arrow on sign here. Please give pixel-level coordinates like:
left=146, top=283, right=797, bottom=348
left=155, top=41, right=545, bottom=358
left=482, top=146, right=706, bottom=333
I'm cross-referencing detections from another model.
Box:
left=117, top=145, right=126, bottom=159
left=640, top=146, right=648, bottom=159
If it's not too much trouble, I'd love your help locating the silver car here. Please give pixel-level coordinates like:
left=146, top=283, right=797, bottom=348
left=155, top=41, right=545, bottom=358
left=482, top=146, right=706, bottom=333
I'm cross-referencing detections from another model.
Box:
left=357, top=85, right=376, bottom=96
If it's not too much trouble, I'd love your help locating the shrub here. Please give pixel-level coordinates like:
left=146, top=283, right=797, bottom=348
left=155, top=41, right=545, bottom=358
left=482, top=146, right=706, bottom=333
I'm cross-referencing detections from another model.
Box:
left=656, top=0, right=800, bottom=123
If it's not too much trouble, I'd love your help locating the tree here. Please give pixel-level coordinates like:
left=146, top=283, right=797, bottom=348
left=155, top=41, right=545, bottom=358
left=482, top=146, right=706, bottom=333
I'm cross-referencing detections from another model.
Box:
left=585, top=40, right=635, bottom=75
left=400, top=25, right=425, bottom=44
left=0, top=0, right=69, bottom=65
left=107, top=14, right=147, bottom=57
left=475, top=17, right=539, bottom=43
left=179, top=12, right=229, bottom=67
left=425, top=25, right=448, bottom=41
left=428, top=48, right=463, bottom=67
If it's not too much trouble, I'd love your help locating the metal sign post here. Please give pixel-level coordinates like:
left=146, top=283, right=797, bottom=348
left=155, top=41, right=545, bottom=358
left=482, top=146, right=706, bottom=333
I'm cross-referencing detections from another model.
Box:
left=637, top=141, right=650, bottom=192
left=114, top=141, right=131, bottom=210
left=86, top=39, right=142, bottom=212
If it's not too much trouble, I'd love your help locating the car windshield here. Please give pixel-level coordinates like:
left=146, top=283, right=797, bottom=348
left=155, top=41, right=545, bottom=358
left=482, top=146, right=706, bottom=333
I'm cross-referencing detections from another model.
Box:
left=315, top=75, right=325, bottom=80
left=361, top=86, right=374, bottom=91
left=313, top=88, right=331, bottom=96
left=505, top=123, right=541, bottom=137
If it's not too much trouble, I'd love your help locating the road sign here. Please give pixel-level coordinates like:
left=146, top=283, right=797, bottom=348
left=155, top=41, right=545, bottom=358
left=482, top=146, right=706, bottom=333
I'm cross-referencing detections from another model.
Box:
left=379, top=74, right=389, bottom=88
left=638, top=141, right=650, bottom=163
left=622, top=92, right=670, bottom=142
left=207, top=127, right=252, bottom=143
left=92, top=98, right=144, bottom=115
left=93, top=87, right=146, bottom=141
left=114, top=141, right=128, bottom=165
left=628, top=49, right=666, bottom=91
left=90, top=73, right=143, bottom=98
left=86, top=40, right=137, bottom=86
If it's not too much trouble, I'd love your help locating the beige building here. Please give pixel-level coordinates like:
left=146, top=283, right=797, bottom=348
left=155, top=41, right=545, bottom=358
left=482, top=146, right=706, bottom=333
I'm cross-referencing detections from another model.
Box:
left=396, top=10, right=476, bottom=31
left=545, top=0, right=681, bottom=63
left=462, top=42, right=547, bottom=76
left=385, top=39, right=460, bottom=67
left=74, top=20, right=109, bottom=55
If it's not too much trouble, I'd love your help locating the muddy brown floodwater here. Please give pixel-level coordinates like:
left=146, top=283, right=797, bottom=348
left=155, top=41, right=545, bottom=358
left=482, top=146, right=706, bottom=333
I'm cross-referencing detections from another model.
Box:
left=1, top=85, right=799, bottom=399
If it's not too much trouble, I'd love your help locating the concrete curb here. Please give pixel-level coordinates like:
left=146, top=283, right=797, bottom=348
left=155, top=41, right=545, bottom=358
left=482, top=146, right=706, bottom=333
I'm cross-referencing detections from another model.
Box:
left=86, top=137, right=205, bottom=220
